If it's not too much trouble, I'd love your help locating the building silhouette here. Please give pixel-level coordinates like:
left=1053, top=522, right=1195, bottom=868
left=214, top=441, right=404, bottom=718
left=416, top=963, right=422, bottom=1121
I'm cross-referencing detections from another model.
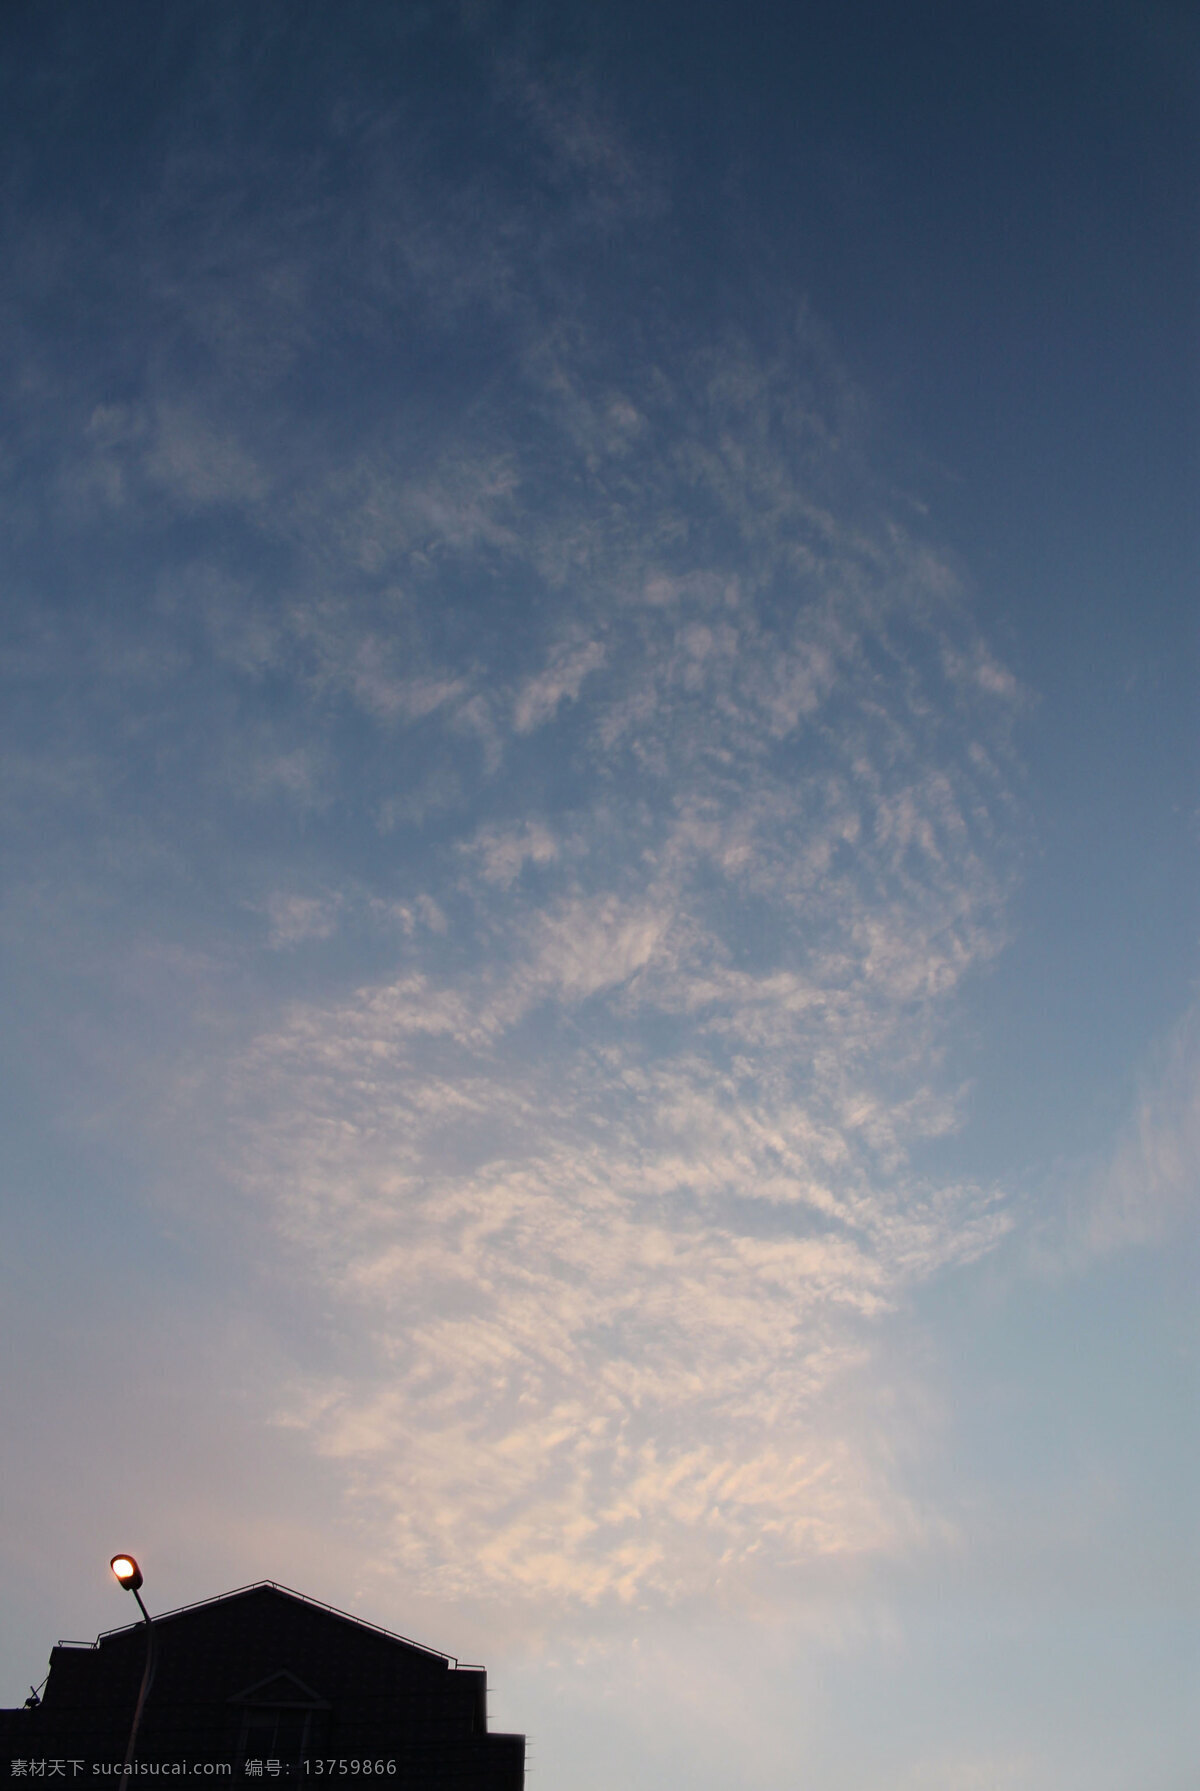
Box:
left=0, top=1581, right=524, bottom=1787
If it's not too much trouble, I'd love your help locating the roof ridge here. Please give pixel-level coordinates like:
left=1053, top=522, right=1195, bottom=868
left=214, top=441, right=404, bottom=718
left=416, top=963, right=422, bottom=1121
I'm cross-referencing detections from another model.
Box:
left=92, top=1580, right=457, bottom=1664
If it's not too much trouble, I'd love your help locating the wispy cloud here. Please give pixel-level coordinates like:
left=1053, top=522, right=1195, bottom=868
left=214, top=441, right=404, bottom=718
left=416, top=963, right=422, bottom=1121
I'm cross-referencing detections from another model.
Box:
left=1036, top=1002, right=1200, bottom=1269
left=465, top=821, right=561, bottom=888
left=514, top=639, right=607, bottom=734
left=1089, top=1006, right=1200, bottom=1250
left=2, top=22, right=1023, bottom=1620
left=206, top=305, right=1019, bottom=1602
left=263, top=892, right=342, bottom=949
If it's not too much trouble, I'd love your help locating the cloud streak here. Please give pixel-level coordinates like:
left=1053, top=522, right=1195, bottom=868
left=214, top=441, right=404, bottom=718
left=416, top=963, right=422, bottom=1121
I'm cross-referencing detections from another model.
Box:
left=2, top=21, right=1023, bottom=1617
left=202, top=311, right=1020, bottom=1606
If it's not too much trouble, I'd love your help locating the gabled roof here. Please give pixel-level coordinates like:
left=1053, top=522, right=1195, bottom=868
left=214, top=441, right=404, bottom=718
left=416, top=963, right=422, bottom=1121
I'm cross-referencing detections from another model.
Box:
left=90, top=1580, right=458, bottom=1665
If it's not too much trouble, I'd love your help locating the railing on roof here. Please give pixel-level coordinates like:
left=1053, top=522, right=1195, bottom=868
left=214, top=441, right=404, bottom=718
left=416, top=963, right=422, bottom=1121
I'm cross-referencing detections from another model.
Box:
left=89, top=1580, right=458, bottom=1665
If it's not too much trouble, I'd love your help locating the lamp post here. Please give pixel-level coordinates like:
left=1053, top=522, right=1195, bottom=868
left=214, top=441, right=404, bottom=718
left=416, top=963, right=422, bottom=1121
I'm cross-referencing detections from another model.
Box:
left=110, top=1555, right=156, bottom=1768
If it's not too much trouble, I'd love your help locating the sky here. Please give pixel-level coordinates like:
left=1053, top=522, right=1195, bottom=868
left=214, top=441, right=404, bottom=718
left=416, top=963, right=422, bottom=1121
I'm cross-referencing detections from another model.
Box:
left=0, top=1, right=1196, bottom=1785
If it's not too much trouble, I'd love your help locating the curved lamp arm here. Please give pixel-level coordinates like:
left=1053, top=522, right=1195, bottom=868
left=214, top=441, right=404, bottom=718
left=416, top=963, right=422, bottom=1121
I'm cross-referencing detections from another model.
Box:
left=111, top=1556, right=156, bottom=1768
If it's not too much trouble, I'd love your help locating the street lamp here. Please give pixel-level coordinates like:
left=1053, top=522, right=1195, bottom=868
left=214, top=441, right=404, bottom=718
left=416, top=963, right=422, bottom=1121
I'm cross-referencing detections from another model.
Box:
left=110, top=1556, right=143, bottom=1594
left=110, top=1554, right=156, bottom=1768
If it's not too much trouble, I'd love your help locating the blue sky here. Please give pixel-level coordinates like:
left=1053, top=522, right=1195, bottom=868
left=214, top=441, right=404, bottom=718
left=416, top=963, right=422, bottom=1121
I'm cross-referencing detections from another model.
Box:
left=1, top=3, right=1196, bottom=1785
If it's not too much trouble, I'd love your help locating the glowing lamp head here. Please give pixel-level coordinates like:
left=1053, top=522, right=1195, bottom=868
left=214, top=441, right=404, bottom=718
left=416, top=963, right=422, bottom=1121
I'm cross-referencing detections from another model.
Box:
left=110, top=1555, right=143, bottom=1592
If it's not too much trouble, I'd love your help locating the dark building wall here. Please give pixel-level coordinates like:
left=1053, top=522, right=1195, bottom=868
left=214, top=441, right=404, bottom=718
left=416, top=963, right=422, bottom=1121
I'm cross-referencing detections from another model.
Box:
left=1, top=1585, right=524, bottom=1790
